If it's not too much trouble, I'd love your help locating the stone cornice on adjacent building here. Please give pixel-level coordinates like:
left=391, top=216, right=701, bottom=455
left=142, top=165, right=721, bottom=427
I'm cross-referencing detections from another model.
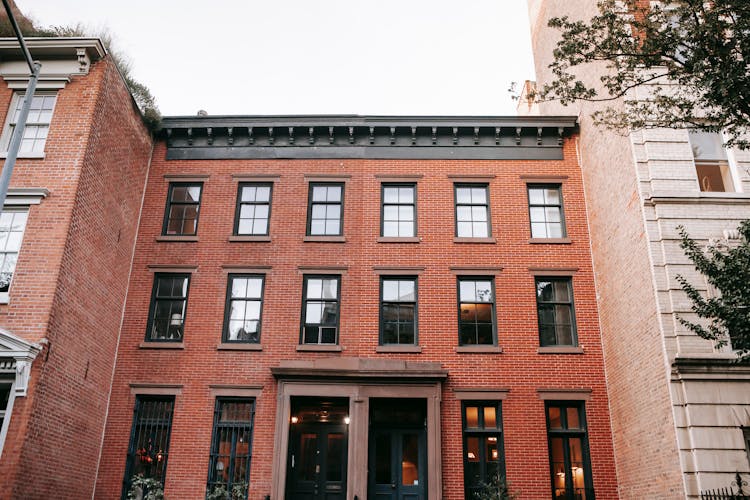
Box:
left=159, top=115, right=578, bottom=160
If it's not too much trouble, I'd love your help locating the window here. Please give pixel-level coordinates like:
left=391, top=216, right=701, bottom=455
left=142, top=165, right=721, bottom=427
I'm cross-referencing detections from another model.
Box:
left=536, top=278, right=577, bottom=346
left=381, top=184, right=416, bottom=237
left=463, top=401, right=505, bottom=499
left=307, top=183, right=344, bottom=236
left=689, top=130, right=735, bottom=192
left=455, top=184, right=490, bottom=238
left=206, top=398, right=255, bottom=499
left=528, top=185, right=566, bottom=238
left=122, top=396, right=175, bottom=498
left=234, top=183, right=272, bottom=235
left=458, top=278, right=496, bottom=345
left=0, top=379, right=12, bottom=454
left=743, top=427, right=750, bottom=468
left=162, top=183, right=202, bottom=236
left=301, top=276, right=340, bottom=344
left=146, top=274, right=190, bottom=342
left=223, top=275, right=264, bottom=343
left=0, top=209, right=27, bottom=296
left=1, top=93, right=56, bottom=153
left=546, top=402, right=594, bottom=500
left=380, top=277, right=417, bottom=345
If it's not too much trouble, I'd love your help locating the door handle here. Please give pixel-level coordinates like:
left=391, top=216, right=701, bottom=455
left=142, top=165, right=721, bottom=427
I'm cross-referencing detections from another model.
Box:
left=391, top=483, right=396, bottom=489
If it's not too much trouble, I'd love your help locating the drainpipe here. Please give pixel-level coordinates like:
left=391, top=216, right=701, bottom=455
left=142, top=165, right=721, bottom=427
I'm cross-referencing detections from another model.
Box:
left=0, top=0, right=41, bottom=209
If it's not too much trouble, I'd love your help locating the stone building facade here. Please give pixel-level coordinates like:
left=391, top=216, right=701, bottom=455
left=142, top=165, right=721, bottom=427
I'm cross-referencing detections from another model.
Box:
left=528, top=1, right=750, bottom=497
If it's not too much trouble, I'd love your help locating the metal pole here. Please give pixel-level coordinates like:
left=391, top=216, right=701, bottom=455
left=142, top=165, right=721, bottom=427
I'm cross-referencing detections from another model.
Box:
left=0, top=0, right=41, bottom=210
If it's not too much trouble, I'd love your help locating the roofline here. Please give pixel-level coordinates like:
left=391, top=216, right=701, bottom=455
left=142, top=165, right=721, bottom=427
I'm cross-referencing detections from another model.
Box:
left=0, top=37, right=107, bottom=61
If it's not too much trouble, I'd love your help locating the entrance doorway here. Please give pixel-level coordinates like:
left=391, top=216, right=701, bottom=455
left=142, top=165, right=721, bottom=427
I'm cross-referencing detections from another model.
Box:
left=368, top=398, right=427, bottom=500
left=286, top=398, right=349, bottom=500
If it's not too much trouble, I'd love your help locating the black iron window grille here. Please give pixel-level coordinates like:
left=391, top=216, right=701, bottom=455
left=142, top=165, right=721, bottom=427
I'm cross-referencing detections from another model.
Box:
left=536, top=277, right=577, bottom=346
left=462, top=401, right=505, bottom=499
left=381, top=184, right=416, bottom=237
left=455, top=184, right=490, bottom=238
left=458, top=278, right=496, bottom=345
left=162, top=182, right=202, bottom=236
left=546, top=402, right=594, bottom=500
left=380, top=277, right=417, bottom=345
left=122, top=396, right=175, bottom=499
left=301, top=275, right=340, bottom=344
left=146, top=274, right=190, bottom=342
left=206, top=398, right=255, bottom=499
left=235, top=183, right=272, bottom=235
left=528, top=184, right=566, bottom=238
left=223, top=275, right=264, bottom=343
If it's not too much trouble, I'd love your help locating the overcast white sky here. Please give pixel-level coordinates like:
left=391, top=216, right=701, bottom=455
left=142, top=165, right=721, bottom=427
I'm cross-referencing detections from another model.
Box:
left=16, top=1, right=536, bottom=117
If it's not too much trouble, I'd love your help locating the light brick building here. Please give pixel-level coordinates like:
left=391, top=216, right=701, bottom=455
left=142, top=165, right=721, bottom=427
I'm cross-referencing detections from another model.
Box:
left=528, top=1, right=750, bottom=497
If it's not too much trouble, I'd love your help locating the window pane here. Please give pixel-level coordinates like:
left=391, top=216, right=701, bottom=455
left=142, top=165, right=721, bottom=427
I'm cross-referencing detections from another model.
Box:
left=321, top=279, right=338, bottom=299
left=472, top=222, right=488, bottom=237
left=456, top=221, right=472, bottom=237
left=471, top=188, right=487, bottom=204
left=566, top=407, right=581, bottom=429
left=545, top=207, right=561, bottom=223
left=231, top=278, right=248, bottom=298
left=544, top=188, right=560, bottom=204
left=548, top=223, right=563, bottom=238
left=325, top=219, right=340, bottom=234
left=475, top=303, right=492, bottom=322
left=398, top=221, right=413, bottom=237
left=460, top=323, right=477, bottom=345
left=460, top=281, right=476, bottom=302
left=465, top=406, right=479, bottom=428
left=398, top=187, right=414, bottom=203
left=307, top=279, right=322, bottom=299
left=398, top=205, right=413, bottom=221
left=382, top=303, right=399, bottom=322
left=383, top=187, right=399, bottom=203
left=551, top=437, right=566, bottom=495
left=460, top=303, right=477, bottom=323
left=456, top=206, right=471, bottom=221
left=309, top=219, right=325, bottom=234
left=320, top=327, right=336, bottom=344
left=382, top=281, right=399, bottom=301
left=553, top=280, right=571, bottom=301
left=484, top=406, right=497, bottom=428
left=382, top=221, right=398, bottom=237
left=321, top=302, right=338, bottom=324
left=383, top=205, right=398, bottom=220
left=456, top=188, right=471, bottom=203
left=475, top=281, right=492, bottom=302
left=402, top=433, right=419, bottom=486
left=327, top=185, right=342, bottom=201
left=531, top=222, right=547, bottom=238
left=312, top=186, right=327, bottom=201
left=548, top=407, right=562, bottom=428
left=476, top=324, right=493, bottom=344
left=255, top=186, right=271, bottom=202
left=245, top=278, right=263, bottom=299
left=398, top=280, right=415, bottom=301
left=326, top=204, right=341, bottom=220
left=305, top=302, right=322, bottom=324
left=382, top=322, right=398, bottom=344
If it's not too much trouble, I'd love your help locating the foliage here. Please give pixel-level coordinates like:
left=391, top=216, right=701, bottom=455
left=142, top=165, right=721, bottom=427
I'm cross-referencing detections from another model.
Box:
left=472, top=471, right=519, bottom=500
left=0, top=7, right=160, bottom=130
left=537, top=0, right=750, bottom=148
left=205, top=481, right=248, bottom=500
left=676, top=220, right=750, bottom=360
left=127, top=475, right=165, bottom=500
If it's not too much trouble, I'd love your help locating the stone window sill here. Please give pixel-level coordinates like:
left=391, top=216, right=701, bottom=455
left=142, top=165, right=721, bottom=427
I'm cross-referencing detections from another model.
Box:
left=139, top=341, right=185, bottom=350
left=304, top=235, right=346, bottom=243
left=296, top=344, right=343, bottom=352
left=455, top=345, right=503, bottom=354
left=453, top=237, right=496, bottom=244
left=156, top=235, right=199, bottom=242
left=228, top=235, right=271, bottom=242
left=538, top=346, right=584, bottom=354
left=376, top=345, right=422, bottom=353
left=217, top=343, right=263, bottom=351
left=529, top=238, right=571, bottom=244
left=377, top=236, right=420, bottom=243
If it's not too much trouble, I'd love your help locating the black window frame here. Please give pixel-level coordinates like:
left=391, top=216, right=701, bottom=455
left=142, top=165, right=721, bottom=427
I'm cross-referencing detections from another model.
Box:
left=545, top=401, right=594, bottom=500
left=122, top=395, right=175, bottom=499
left=454, top=183, right=491, bottom=238
left=145, top=273, right=191, bottom=342
left=206, top=397, right=256, bottom=499
left=528, top=184, right=567, bottom=238
left=222, top=274, right=265, bottom=344
left=457, top=276, right=497, bottom=346
left=535, top=277, right=578, bottom=347
left=162, top=182, right=203, bottom=236
left=379, top=276, right=418, bottom=345
left=462, top=401, right=505, bottom=499
left=233, top=182, right=273, bottom=236
left=300, top=275, right=341, bottom=345
left=306, top=182, right=345, bottom=236
left=380, top=183, right=417, bottom=238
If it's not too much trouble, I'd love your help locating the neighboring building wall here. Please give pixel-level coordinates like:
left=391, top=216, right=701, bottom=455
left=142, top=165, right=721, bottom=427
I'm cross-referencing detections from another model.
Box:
left=0, top=54, right=152, bottom=498
left=528, top=0, right=750, bottom=497
left=96, top=135, right=619, bottom=499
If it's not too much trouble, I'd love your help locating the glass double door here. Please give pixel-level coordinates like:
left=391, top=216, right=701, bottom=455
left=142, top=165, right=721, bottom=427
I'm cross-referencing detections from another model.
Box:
left=368, top=428, right=426, bottom=500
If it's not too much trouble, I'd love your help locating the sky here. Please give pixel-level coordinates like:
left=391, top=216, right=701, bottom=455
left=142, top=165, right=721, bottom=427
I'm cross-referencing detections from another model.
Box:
left=15, top=1, right=537, bottom=117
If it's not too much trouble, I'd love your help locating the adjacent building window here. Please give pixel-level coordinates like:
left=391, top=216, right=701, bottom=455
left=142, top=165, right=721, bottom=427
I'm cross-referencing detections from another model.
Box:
left=307, top=183, right=344, bottom=236
left=536, top=278, right=577, bottom=346
left=463, top=401, right=505, bottom=499
left=528, top=185, right=566, bottom=238
left=455, top=184, right=490, bottom=238
left=380, top=277, right=417, bottom=345
left=743, top=427, right=750, bottom=467
left=223, top=275, right=264, bottom=343
left=122, top=396, right=175, bottom=498
left=162, top=183, right=202, bottom=236
left=546, top=402, right=594, bottom=500
left=0, top=379, right=12, bottom=454
left=0, top=209, right=28, bottom=295
left=301, top=276, right=340, bottom=344
left=235, top=183, right=272, bottom=235
left=458, top=278, right=496, bottom=345
left=689, top=130, right=735, bottom=192
left=381, top=184, right=416, bottom=237
left=206, top=398, right=255, bottom=499
left=146, top=274, right=190, bottom=342
left=1, top=93, right=56, bottom=153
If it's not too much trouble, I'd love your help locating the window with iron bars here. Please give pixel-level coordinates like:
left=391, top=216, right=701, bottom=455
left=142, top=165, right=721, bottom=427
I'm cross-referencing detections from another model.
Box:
left=206, top=398, right=255, bottom=499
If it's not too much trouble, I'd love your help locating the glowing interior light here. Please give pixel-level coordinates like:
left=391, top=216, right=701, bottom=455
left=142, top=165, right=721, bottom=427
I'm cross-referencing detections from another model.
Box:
left=290, top=416, right=299, bottom=424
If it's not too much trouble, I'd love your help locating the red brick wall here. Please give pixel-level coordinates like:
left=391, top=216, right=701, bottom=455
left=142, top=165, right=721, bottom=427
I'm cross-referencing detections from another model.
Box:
left=97, top=137, right=618, bottom=499
left=0, top=56, right=152, bottom=499
left=527, top=0, right=685, bottom=497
